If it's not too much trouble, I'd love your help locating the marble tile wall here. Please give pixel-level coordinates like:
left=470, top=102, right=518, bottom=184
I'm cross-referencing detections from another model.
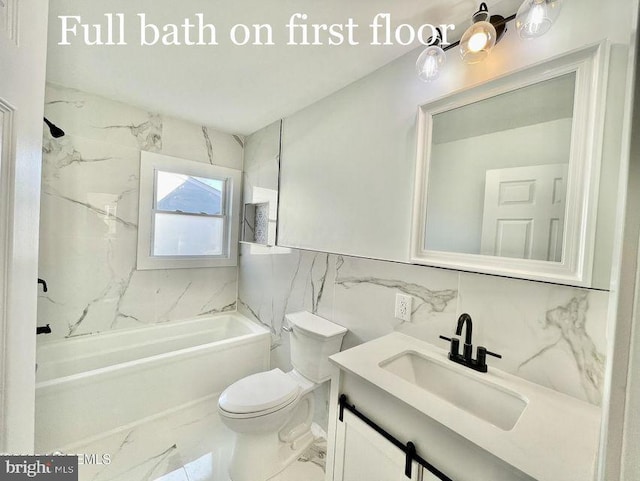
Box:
left=238, top=245, right=609, bottom=408
left=38, top=84, right=243, bottom=341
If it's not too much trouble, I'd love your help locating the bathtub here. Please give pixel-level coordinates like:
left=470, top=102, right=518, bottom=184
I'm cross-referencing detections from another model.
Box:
left=35, top=312, right=270, bottom=451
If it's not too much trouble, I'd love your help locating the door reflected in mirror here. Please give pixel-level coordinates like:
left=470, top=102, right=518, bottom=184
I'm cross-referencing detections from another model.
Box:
left=424, top=73, right=575, bottom=262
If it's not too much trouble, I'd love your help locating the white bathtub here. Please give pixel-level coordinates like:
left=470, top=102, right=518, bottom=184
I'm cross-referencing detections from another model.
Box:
left=35, top=313, right=270, bottom=451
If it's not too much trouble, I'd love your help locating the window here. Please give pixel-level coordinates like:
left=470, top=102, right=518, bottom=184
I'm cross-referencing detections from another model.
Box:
left=137, top=151, right=241, bottom=269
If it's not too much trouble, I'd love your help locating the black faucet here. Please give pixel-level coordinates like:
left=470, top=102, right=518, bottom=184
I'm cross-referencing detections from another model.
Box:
left=36, top=279, right=51, bottom=334
left=456, top=313, right=474, bottom=361
left=439, top=313, right=502, bottom=373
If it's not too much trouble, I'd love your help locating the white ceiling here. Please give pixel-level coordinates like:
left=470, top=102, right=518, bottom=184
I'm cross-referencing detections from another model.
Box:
left=46, top=0, right=521, bottom=135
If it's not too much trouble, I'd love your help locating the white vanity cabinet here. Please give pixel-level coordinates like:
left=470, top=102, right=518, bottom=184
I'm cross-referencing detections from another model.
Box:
left=333, top=409, right=423, bottom=481
left=325, top=370, right=535, bottom=481
left=325, top=333, right=600, bottom=481
left=420, top=468, right=442, bottom=481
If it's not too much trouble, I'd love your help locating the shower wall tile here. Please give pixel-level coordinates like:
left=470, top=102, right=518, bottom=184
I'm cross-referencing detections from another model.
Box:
left=162, top=116, right=243, bottom=170
left=44, top=84, right=162, bottom=151
left=38, top=84, right=242, bottom=341
left=41, top=136, right=140, bottom=229
left=239, top=244, right=610, bottom=406
left=115, top=268, right=238, bottom=331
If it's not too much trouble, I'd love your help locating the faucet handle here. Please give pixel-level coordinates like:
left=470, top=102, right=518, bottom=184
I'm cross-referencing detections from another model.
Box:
left=485, top=349, right=502, bottom=359
left=439, top=335, right=460, bottom=359
left=475, top=346, right=502, bottom=372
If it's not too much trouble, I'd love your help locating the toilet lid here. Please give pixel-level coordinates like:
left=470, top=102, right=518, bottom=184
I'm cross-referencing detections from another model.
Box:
left=218, top=368, right=300, bottom=414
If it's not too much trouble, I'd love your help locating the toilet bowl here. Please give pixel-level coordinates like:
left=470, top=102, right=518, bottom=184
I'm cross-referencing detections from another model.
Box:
left=218, top=311, right=347, bottom=481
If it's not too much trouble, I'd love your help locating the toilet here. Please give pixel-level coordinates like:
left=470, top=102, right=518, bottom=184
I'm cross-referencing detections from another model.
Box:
left=218, top=311, right=348, bottom=481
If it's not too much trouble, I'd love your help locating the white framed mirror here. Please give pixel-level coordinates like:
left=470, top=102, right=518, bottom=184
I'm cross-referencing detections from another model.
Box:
left=411, top=44, right=608, bottom=286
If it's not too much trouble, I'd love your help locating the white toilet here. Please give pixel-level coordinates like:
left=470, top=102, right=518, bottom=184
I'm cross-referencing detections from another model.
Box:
left=218, top=311, right=348, bottom=481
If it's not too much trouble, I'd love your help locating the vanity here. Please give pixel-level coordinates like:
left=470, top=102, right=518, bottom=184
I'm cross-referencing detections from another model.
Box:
left=325, top=332, right=601, bottom=481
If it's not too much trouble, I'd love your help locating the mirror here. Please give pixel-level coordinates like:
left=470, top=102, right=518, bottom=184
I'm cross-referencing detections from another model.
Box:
left=425, top=73, right=575, bottom=261
left=411, top=47, right=605, bottom=286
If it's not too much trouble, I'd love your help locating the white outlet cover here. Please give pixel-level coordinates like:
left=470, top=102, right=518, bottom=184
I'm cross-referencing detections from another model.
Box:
left=395, top=293, right=412, bottom=322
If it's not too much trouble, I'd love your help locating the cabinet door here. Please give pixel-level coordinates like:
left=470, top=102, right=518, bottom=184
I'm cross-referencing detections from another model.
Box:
left=422, top=466, right=443, bottom=481
left=333, top=410, right=422, bottom=481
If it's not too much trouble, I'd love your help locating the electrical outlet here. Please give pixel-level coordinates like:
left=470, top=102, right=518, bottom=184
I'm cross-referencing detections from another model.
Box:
left=395, top=293, right=412, bottom=322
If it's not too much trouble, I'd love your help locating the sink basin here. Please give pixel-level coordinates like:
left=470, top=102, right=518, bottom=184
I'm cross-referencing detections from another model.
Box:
left=379, top=350, right=527, bottom=430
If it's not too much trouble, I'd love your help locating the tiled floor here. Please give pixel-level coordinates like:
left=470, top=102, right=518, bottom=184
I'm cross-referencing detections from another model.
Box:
left=67, top=398, right=326, bottom=481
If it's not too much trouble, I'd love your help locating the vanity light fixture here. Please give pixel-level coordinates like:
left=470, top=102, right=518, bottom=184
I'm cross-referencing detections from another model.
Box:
left=415, top=28, right=447, bottom=82
left=460, top=3, right=507, bottom=64
left=415, top=1, right=564, bottom=80
left=516, top=0, right=563, bottom=39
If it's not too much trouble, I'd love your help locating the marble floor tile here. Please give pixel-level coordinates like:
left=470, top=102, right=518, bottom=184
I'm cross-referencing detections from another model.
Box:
left=69, top=398, right=325, bottom=481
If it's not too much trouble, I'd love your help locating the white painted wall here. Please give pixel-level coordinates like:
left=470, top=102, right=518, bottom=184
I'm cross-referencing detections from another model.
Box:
left=278, top=0, right=636, bottom=291
left=605, top=8, right=640, bottom=478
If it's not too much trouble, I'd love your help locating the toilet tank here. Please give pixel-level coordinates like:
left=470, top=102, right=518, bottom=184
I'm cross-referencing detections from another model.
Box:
left=286, top=311, right=347, bottom=383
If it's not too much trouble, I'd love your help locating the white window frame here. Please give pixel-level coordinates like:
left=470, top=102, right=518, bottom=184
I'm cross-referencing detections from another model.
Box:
left=137, top=151, right=241, bottom=270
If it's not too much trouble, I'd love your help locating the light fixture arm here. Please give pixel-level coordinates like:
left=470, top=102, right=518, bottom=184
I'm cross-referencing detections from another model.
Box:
left=474, top=3, right=491, bottom=22
left=428, top=27, right=444, bottom=47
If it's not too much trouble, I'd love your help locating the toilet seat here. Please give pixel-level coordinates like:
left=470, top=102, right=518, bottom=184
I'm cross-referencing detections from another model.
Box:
left=218, top=368, right=300, bottom=417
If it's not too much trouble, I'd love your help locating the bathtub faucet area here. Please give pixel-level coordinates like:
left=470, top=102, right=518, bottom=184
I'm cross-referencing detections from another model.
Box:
left=36, top=324, right=52, bottom=335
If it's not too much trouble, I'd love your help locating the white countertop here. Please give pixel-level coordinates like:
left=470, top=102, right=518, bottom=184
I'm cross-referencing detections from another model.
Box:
left=330, top=332, right=601, bottom=481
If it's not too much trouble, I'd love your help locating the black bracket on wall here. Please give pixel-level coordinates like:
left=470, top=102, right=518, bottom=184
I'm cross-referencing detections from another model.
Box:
left=338, top=394, right=453, bottom=481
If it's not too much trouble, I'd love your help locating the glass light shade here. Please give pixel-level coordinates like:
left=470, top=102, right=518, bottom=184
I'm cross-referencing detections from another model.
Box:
left=516, top=0, right=563, bottom=39
left=460, top=21, right=497, bottom=64
left=416, top=45, right=446, bottom=82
